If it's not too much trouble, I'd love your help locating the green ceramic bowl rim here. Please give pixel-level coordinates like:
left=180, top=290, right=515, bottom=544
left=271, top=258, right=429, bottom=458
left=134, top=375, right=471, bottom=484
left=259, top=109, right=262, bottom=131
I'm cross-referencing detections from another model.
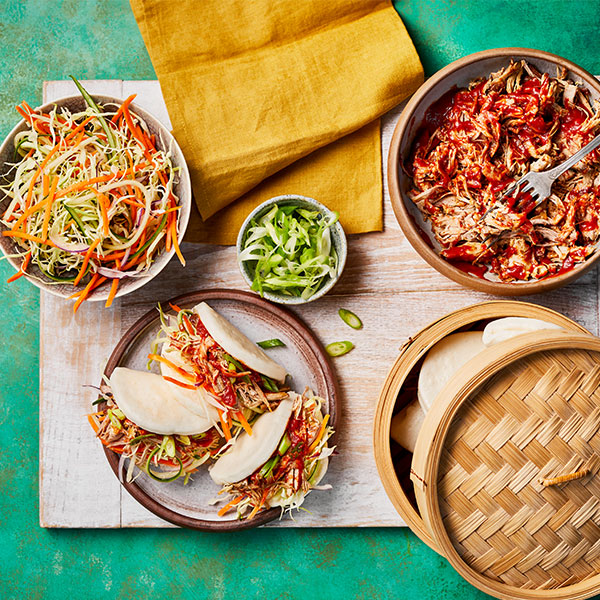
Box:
left=235, top=194, right=347, bottom=304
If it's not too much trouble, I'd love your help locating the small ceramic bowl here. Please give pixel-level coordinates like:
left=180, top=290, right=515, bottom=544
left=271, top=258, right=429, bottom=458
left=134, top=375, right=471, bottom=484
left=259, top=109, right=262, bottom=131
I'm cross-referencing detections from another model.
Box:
left=0, top=94, right=192, bottom=301
left=236, top=194, right=347, bottom=304
left=388, top=48, right=600, bottom=296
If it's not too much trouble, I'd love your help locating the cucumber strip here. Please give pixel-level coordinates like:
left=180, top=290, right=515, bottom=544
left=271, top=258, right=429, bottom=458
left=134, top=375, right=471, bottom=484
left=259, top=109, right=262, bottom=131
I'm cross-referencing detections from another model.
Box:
left=145, top=447, right=183, bottom=482
left=69, top=76, right=116, bottom=149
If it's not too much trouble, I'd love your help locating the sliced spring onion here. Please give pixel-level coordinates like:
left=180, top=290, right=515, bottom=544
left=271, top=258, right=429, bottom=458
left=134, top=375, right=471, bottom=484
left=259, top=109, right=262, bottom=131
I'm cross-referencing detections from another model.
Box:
left=258, top=455, right=280, bottom=479
left=338, top=308, right=362, bottom=330
left=257, top=338, right=286, bottom=349
left=129, top=433, right=157, bottom=444
left=261, top=375, right=279, bottom=392
left=145, top=447, right=183, bottom=482
left=239, top=203, right=339, bottom=300
left=277, top=433, right=291, bottom=456
left=326, top=341, right=354, bottom=357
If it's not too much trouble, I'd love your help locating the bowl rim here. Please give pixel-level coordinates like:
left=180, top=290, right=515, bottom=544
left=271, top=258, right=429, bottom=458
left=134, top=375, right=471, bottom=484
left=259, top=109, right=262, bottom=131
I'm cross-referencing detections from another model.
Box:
left=0, top=94, right=192, bottom=301
left=388, top=47, right=600, bottom=296
left=235, top=194, right=348, bottom=304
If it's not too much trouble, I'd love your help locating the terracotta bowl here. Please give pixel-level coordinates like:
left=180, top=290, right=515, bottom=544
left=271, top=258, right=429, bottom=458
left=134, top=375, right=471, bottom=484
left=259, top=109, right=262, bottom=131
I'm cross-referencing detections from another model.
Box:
left=388, top=48, right=600, bottom=296
left=0, top=95, right=192, bottom=301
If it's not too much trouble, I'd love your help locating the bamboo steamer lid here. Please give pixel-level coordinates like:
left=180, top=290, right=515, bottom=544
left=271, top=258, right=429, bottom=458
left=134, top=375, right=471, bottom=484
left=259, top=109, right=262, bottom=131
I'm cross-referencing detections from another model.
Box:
left=411, top=330, right=600, bottom=599
left=373, top=301, right=589, bottom=552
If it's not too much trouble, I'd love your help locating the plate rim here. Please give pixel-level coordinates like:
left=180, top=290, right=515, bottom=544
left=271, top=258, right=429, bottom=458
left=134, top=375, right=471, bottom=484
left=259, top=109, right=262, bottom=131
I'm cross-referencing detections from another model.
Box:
left=99, top=287, right=340, bottom=531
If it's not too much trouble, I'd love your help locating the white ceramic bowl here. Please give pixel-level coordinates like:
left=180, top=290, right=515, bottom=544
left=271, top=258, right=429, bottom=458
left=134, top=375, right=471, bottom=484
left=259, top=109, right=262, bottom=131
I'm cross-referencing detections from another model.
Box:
left=0, top=95, right=192, bottom=301
left=236, top=194, right=347, bottom=304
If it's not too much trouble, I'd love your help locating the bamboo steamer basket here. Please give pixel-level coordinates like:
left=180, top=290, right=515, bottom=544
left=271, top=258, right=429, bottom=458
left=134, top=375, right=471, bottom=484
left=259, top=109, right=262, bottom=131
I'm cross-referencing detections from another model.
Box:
left=411, top=330, right=600, bottom=599
left=373, top=301, right=589, bottom=553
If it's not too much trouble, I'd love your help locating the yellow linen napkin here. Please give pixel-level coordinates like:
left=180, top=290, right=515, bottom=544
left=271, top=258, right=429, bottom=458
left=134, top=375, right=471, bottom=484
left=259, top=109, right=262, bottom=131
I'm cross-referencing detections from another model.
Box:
left=130, top=0, right=423, bottom=244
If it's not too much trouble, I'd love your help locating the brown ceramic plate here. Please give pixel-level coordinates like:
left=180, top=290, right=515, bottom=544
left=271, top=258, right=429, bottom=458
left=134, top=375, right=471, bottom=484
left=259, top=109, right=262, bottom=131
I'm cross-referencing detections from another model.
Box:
left=100, top=288, right=339, bottom=531
left=388, top=48, right=600, bottom=296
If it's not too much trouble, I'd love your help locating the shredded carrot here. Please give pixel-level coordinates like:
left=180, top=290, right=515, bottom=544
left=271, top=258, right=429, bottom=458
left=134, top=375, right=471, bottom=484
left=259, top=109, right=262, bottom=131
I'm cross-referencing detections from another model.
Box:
left=218, top=409, right=232, bottom=441
left=168, top=302, right=182, bottom=312
left=90, top=189, right=111, bottom=237
left=74, top=238, right=101, bottom=286
left=53, top=162, right=149, bottom=200
left=105, top=259, right=120, bottom=308
left=308, top=414, right=330, bottom=453
left=217, top=494, right=245, bottom=517
left=162, top=375, right=198, bottom=390
left=236, top=411, right=253, bottom=436
left=7, top=251, right=31, bottom=283
left=2, top=230, right=56, bottom=247
left=41, top=176, right=60, bottom=240
left=171, top=216, right=185, bottom=266
left=111, top=94, right=136, bottom=123
left=87, top=413, right=100, bottom=434
left=248, top=491, right=267, bottom=520
left=148, top=354, right=197, bottom=383
left=73, top=273, right=101, bottom=313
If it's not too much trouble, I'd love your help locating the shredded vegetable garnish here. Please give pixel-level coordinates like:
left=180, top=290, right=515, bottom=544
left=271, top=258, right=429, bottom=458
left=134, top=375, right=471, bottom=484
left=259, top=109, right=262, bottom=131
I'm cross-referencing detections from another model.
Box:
left=256, top=338, right=286, bottom=349
left=338, top=308, right=362, bottom=330
left=217, top=392, right=334, bottom=519
left=151, top=304, right=290, bottom=431
left=88, top=396, right=222, bottom=485
left=0, top=78, right=183, bottom=309
left=238, top=203, right=339, bottom=300
left=326, top=341, right=354, bottom=357
left=407, top=60, right=600, bottom=282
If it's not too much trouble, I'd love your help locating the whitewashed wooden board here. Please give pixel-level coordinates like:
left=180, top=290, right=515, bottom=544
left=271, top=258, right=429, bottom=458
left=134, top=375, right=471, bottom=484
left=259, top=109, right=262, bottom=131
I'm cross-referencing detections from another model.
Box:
left=39, top=80, right=600, bottom=528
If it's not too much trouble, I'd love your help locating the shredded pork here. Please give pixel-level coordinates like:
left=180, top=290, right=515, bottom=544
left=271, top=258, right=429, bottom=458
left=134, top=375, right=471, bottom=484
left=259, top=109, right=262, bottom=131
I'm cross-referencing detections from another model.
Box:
left=407, top=60, right=600, bottom=281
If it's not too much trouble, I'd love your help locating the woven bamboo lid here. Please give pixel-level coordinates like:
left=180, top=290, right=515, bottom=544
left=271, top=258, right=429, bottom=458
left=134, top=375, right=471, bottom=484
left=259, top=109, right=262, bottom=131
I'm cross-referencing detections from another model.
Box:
left=373, top=301, right=588, bottom=552
left=412, top=331, right=600, bottom=599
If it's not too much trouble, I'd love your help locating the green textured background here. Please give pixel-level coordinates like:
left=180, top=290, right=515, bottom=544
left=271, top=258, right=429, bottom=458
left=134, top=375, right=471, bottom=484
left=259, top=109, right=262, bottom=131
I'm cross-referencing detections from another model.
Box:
left=2, top=1, right=600, bottom=598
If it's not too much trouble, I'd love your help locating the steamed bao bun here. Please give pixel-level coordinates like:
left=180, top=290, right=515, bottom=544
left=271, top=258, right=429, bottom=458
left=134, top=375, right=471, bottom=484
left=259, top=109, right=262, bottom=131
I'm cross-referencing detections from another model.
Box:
left=390, top=317, right=564, bottom=452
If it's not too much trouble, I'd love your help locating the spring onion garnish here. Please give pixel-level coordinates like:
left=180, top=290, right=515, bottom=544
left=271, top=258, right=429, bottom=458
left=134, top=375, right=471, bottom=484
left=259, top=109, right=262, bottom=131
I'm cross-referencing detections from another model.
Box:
left=238, top=203, right=339, bottom=300
left=257, top=338, right=286, bottom=349
left=338, top=308, right=362, bottom=330
left=326, top=341, right=354, bottom=357
left=1, top=80, right=184, bottom=310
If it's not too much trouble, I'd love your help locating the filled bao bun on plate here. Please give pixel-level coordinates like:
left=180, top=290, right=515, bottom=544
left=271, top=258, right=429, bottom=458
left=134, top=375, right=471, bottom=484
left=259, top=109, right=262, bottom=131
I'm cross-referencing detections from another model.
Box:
left=90, top=301, right=335, bottom=521
left=109, top=367, right=216, bottom=434
left=211, top=391, right=334, bottom=519
left=157, top=302, right=289, bottom=423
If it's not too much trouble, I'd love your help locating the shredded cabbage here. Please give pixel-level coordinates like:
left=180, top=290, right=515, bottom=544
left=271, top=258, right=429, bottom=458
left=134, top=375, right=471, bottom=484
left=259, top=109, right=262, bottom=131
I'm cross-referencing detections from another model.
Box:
left=239, top=204, right=339, bottom=300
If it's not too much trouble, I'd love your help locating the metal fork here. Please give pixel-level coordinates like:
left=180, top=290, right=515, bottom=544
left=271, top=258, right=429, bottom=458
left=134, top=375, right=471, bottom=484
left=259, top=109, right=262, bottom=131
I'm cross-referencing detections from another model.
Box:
left=474, top=132, right=600, bottom=246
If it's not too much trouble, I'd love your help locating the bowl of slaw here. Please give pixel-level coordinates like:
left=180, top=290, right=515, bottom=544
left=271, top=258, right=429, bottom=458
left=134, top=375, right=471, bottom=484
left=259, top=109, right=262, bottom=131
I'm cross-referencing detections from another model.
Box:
left=236, top=194, right=347, bottom=304
left=0, top=90, right=191, bottom=308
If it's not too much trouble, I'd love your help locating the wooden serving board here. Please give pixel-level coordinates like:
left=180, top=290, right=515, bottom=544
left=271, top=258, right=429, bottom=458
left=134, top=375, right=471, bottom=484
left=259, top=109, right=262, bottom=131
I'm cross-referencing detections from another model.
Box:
left=39, top=80, right=600, bottom=528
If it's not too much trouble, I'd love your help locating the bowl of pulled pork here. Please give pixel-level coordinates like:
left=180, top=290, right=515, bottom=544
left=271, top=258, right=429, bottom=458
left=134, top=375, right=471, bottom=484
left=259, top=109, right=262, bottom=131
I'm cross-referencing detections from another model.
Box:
left=389, top=48, right=600, bottom=295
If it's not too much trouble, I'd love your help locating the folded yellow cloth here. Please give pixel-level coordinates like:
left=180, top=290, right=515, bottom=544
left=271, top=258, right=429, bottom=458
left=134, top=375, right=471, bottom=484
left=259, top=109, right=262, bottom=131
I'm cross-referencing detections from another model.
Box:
left=130, top=0, right=423, bottom=244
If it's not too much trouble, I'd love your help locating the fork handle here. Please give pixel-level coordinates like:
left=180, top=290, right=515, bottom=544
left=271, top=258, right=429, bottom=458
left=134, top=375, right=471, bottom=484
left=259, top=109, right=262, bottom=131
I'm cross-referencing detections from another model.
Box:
left=546, top=132, right=600, bottom=179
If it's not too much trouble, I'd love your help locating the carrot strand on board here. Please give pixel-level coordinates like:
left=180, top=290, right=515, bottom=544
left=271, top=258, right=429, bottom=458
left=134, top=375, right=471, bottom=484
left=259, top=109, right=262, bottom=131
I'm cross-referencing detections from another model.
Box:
left=105, top=278, right=119, bottom=308
left=73, top=273, right=100, bottom=313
